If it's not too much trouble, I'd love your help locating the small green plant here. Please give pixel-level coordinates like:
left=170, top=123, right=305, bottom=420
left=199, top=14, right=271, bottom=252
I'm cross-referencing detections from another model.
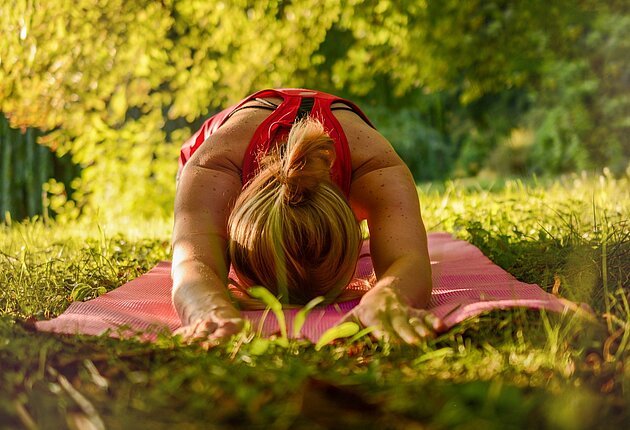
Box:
left=292, top=296, right=325, bottom=338
left=248, top=286, right=289, bottom=347
left=246, top=287, right=370, bottom=349
left=314, top=322, right=361, bottom=351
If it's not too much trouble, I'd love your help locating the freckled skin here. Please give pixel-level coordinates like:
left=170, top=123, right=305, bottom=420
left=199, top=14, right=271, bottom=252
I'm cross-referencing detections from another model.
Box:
left=172, top=98, right=438, bottom=345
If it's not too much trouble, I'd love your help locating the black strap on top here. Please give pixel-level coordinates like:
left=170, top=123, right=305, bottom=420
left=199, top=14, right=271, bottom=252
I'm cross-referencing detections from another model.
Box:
left=230, top=105, right=276, bottom=115
left=254, top=98, right=279, bottom=109
left=294, top=97, right=314, bottom=123
left=225, top=98, right=280, bottom=120
left=330, top=106, right=356, bottom=112
left=228, top=98, right=354, bottom=124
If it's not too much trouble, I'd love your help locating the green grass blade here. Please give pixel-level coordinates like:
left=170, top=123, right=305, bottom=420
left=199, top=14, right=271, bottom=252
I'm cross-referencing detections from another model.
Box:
left=257, top=308, right=271, bottom=338
left=315, top=322, right=360, bottom=351
left=248, top=286, right=287, bottom=341
left=292, top=296, right=325, bottom=338
left=347, top=326, right=376, bottom=344
left=248, top=338, right=270, bottom=356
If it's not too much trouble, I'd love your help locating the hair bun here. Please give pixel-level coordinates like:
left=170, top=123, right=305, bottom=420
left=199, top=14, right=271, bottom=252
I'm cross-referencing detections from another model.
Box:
left=275, top=117, right=336, bottom=205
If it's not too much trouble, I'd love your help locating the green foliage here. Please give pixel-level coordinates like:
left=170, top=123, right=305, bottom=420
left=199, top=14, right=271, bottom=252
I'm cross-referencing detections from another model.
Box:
left=420, top=171, right=629, bottom=317
left=1, top=0, right=369, bottom=220
left=0, top=0, right=178, bottom=219
left=0, top=219, right=172, bottom=318
left=0, top=114, right=81, bottom=221
left=365, top=104, right=455, bottom=181
left=523, top=10, right=630, bottom=176
left=329, top=0, right=567, bottom=99
left=0, top=0, right=628, bottom=220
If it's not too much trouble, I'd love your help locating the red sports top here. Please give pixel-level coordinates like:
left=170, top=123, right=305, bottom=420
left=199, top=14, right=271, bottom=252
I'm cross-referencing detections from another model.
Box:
left=178, top=88, right=375, bottom=197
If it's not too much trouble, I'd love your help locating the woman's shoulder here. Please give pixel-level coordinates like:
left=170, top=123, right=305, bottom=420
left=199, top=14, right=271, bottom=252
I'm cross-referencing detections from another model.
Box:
left=186, top=103, right=278, bottom=173
left=333, top=111, right=406, bottom=182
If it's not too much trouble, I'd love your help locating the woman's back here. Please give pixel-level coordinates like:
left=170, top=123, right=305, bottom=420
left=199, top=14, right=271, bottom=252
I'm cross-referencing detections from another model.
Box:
left=179, top=90, right=406, bottom=208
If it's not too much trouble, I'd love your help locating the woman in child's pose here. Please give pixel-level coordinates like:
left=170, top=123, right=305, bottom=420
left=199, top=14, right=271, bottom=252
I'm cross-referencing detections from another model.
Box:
left=172, top=88, right=444, bottom=345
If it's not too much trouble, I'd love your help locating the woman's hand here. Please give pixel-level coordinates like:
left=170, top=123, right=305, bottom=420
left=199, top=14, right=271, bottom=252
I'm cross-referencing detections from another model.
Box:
left=341, top=284, right=446, bottom=344
left=174, top=298, right=244, bottom=348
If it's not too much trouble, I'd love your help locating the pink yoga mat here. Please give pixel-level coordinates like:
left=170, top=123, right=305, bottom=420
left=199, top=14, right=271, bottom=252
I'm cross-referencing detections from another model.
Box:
left=35, top=233, right=582, bottom=342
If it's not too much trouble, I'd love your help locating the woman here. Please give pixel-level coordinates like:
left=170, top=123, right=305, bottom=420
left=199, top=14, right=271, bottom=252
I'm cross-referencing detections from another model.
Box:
left=172, top=88, right=445, bottom=345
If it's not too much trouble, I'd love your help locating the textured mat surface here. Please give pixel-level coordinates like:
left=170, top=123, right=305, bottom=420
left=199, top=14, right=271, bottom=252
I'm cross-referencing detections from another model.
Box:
left=35, top=233, right=577, bottom=341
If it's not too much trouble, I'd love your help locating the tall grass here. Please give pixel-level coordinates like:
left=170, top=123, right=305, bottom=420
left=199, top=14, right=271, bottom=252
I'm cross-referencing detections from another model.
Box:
left=0, top=172, right=628, bottom=429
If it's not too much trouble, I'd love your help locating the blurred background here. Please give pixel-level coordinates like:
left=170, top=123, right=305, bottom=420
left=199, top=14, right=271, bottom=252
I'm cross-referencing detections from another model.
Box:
left=0, top=0, right=628, bottom=222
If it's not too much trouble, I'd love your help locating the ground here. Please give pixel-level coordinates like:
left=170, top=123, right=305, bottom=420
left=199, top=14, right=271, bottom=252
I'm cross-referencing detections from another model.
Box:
left=1, top=173, right=628, bottom=429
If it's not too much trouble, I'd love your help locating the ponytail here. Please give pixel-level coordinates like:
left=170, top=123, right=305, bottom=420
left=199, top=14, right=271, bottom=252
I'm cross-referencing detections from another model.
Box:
left=266, top=118, right=335, bottom=206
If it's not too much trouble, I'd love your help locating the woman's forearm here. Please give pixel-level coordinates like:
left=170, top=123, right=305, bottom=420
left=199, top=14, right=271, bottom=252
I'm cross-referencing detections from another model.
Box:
left=171, top=159, right=244, bottom=326
left=366, top=253, right=432, bottom=308
left=171, top=259, right=236, bottom=324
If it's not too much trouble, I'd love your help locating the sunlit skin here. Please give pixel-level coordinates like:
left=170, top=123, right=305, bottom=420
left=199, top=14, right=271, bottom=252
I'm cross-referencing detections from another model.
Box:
left=171, top=98, right=446, bottom=346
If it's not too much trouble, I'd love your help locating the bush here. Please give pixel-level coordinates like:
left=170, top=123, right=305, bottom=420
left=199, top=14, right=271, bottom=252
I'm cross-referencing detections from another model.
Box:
left=364, top=105, right=455, bottom=181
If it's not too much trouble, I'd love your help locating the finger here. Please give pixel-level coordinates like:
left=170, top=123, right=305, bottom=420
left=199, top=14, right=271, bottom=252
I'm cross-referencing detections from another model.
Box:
left=192, top=320, right=219, bottom=338
left=409, top=317, right=435, bottom=339
left=174, top=321, right=202, bottom=341
left=338, top=309, right=395, bottom=343
left=211, top=319, right=245, bottom=340
left=174, top=323, right=192, bottom=336
left=173, top=326, right=191, bottom=338
left=424, top=313, right=447, bottom=332
left=410, top=309, right=444, bottom=334
left=370, top=326, right=392, bottom=343
left=213, top=307, right=242, bottom=320
left=338, top=310, right=361, bottom=326
left=377, top=311, right=410, bottom=344
left=178, top=320, right=217, bottom=343
left=389, top=314, right=421, bottom=345
left=199, top=338, right=222, bottom=350
left=361, top=310, right=393, bottom=342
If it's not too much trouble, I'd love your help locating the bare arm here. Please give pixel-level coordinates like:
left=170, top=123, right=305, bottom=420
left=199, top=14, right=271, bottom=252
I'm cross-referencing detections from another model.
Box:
left=350, top=162, right=432, bottom=307
left=345, top=126, right=444, bottom=342
left=171, top=104, right=282, bottom=343
left=171, top=134, right=244, bottom=341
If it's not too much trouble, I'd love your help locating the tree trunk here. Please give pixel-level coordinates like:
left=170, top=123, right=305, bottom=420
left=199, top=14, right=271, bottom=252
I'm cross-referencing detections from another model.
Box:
left=1, top=116, right=12, bottom=219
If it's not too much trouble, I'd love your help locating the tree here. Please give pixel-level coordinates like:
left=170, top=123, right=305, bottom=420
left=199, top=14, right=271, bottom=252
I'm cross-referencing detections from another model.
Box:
left=0, top=0, right=626, bottom=220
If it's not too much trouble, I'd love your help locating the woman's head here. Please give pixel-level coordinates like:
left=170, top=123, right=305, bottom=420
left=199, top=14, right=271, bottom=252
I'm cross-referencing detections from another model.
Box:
left=228, top=117, right=361, bottom=304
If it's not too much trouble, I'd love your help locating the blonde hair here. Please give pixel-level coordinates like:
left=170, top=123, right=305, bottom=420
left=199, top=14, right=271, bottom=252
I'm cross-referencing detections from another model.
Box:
left=228, top=117, right=362, bottom=305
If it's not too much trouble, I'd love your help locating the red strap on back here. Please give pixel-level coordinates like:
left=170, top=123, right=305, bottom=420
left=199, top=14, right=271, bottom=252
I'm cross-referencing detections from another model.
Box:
left=178, top=89, right=375, bottom=198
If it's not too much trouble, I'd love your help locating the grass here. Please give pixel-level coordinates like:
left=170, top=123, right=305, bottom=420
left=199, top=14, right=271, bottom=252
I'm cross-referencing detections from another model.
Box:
left=1, top=171, right=628, bottom=429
